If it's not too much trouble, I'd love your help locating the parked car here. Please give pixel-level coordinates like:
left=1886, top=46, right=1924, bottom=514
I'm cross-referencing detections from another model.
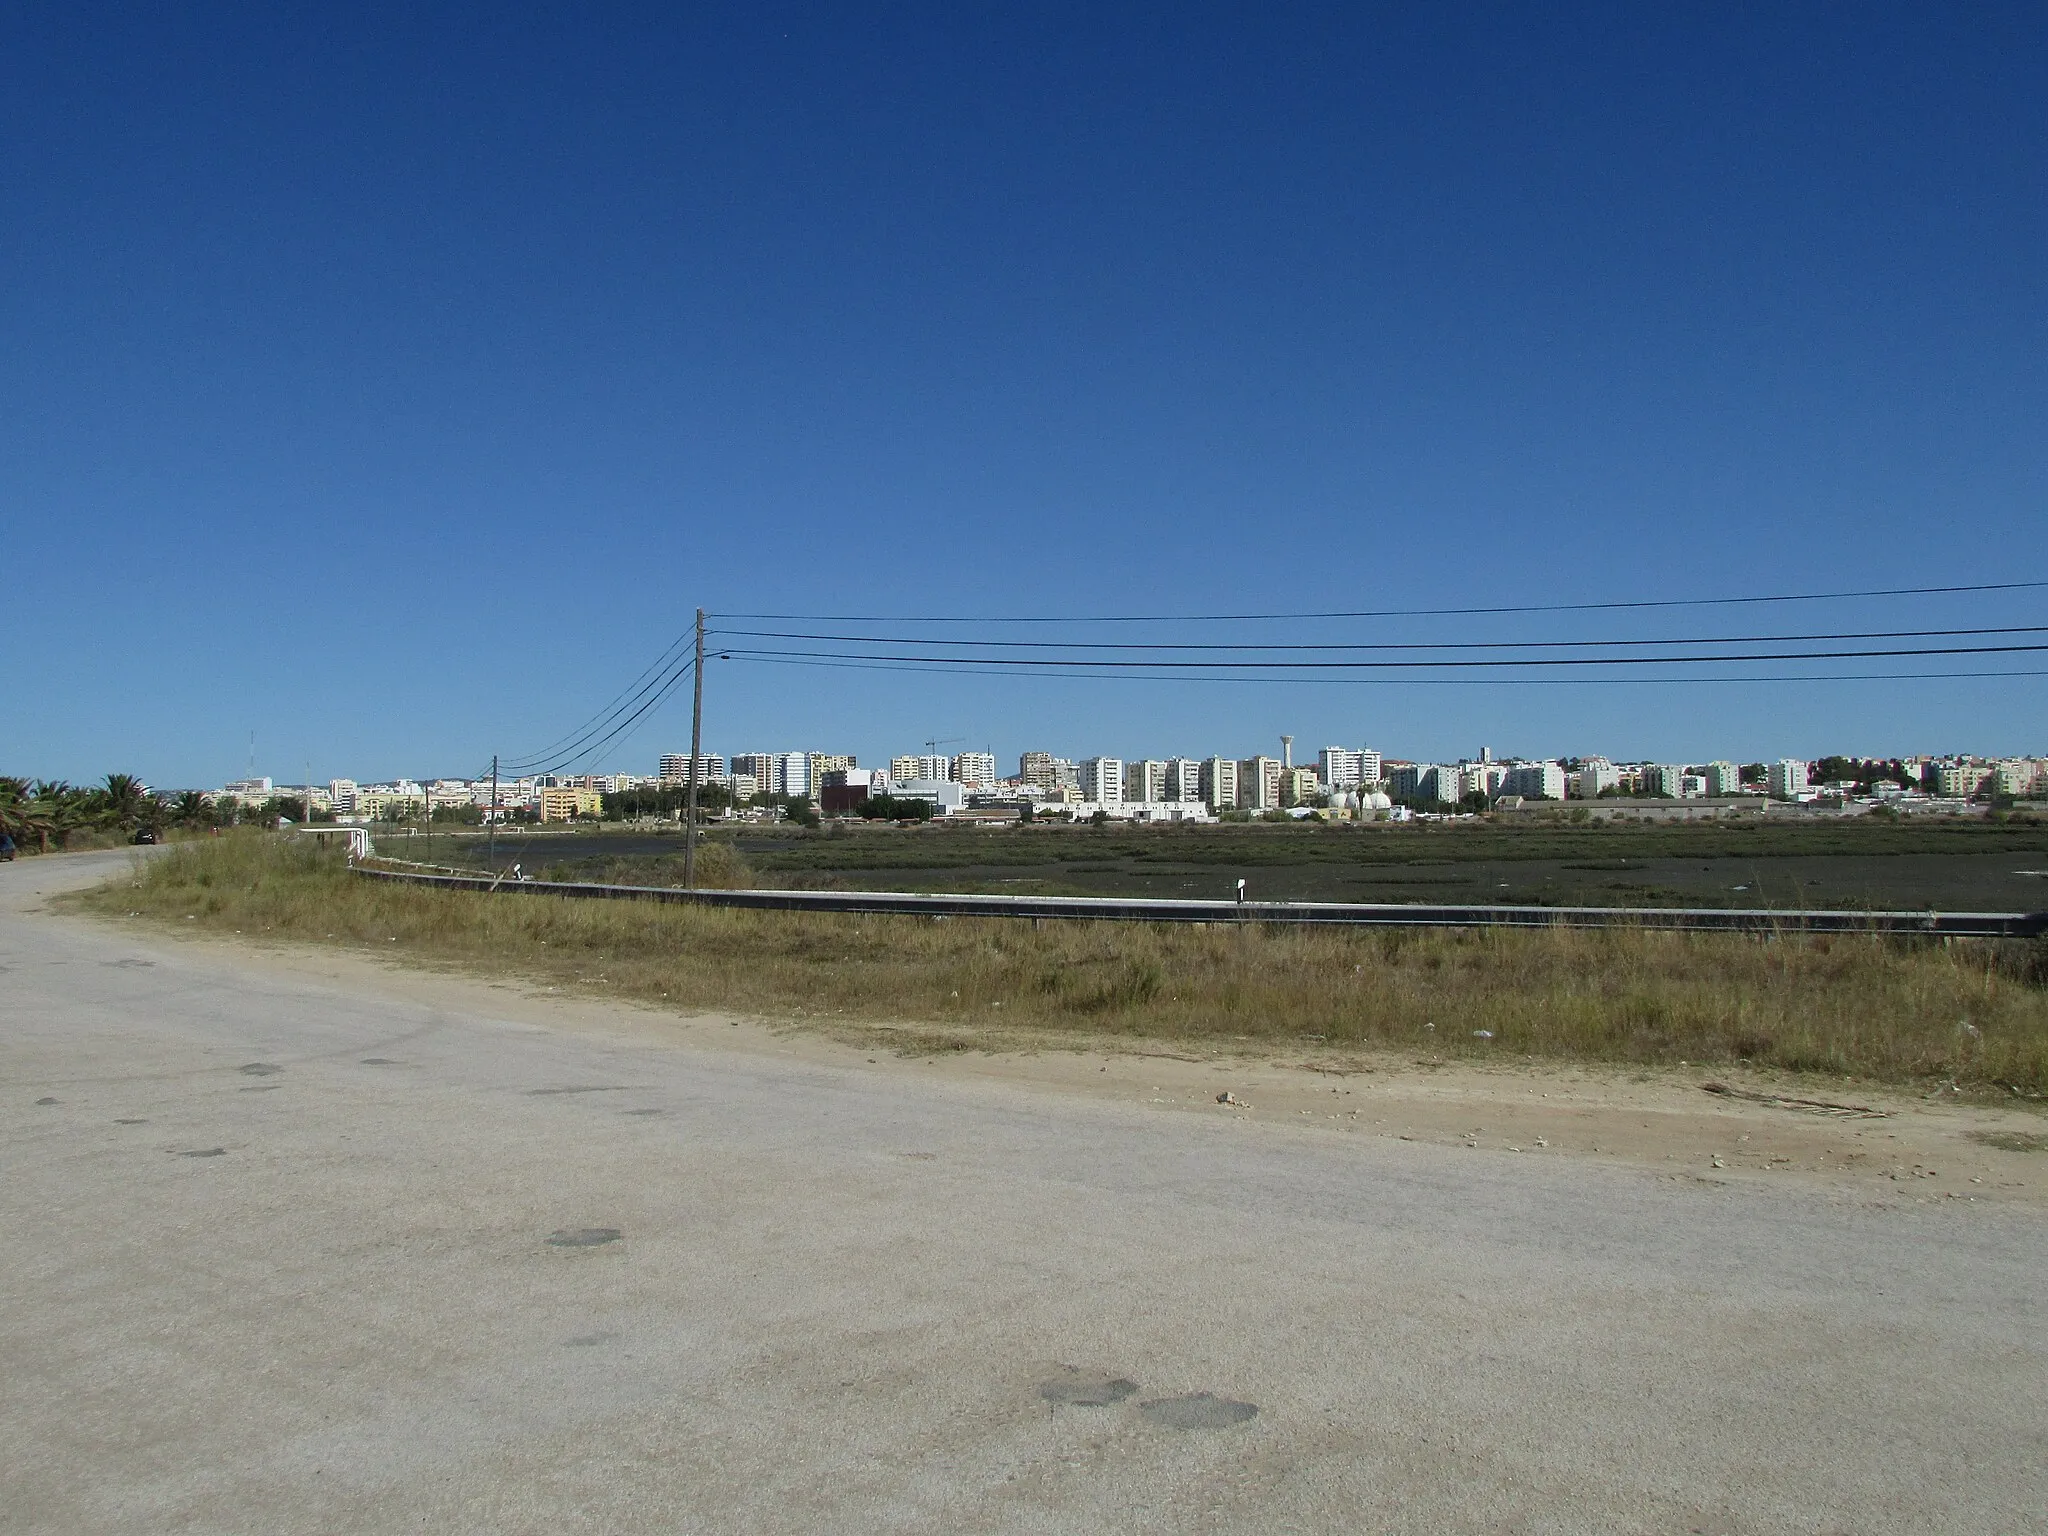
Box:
left=132, top=828, right=159, bottom=845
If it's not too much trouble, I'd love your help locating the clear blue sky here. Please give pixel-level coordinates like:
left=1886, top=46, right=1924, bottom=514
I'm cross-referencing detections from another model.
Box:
left=7, top=5, right=2044, bottom=788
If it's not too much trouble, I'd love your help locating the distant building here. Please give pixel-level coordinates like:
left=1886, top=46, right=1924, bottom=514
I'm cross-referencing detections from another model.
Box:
left=1018, top=751, right=1055, bottom=788
left=1282, top=766, right=1322, bottom=807
left=1575, top=759, right=1618, bottom=798
left=659, top=753, right=724, bottom=784
left=1238, top=756, right=1282, bottom=811
left=887, top=779, right=966, bottom=815
left=1995, top=759, right=2040, bottom=798
left=1198, top=757, right=1239, bottom=812
left=951, top=752, right=997, bottom=788
left=538, top=787, right=604, bottom=823
left=1641, top=764, right=1684, bottom=798
left=1079, top=757, right=1124, bottom=805
left=1163, top=758, right=1204, bottom=802
left=1390, top=764, right=1454, bottom=805
left=1318, top=748, right=1365, bottom=790
left=1767, top=759, right=1810, bottom=800
left=808, top=753, right=856, bottom=789
left=1503, top=762, right=1567, bottom=801
left=1703, top=761, right=1743, bottom=796
left=890, top=754, right=947, bottom=784
left=1126, top=759, right=1168, bottom=803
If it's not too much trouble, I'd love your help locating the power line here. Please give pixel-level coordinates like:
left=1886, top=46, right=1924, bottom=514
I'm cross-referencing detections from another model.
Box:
left=723, top=653, right=2048, bottom=686
left=498, top=627, right=693, bottom=770
left=708, top=623, right=2048, bottom=654
left=497, top=646, right=695, bottom=775
left=714, top=641, right=2048, bottom=671
left=715, top=578, right=2048, bottom=626
left=500, top=654, right=696, bottom=779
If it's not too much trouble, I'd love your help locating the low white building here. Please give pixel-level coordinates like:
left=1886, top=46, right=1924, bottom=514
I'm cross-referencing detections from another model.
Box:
left=885, top=779, right=966, bottom=815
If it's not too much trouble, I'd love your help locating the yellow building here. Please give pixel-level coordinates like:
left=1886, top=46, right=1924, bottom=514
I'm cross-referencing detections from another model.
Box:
left=538, top=787, right=605, bottom=823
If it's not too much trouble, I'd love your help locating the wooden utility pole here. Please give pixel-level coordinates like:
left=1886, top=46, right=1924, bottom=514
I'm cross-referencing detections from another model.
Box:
left=684, top=608, right=705, bottom=889
left=488, top=754, right=500, bottom=866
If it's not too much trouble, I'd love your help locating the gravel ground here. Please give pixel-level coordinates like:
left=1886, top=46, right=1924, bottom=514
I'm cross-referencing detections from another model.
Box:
left=5, top=851, right=2045, bottom=1534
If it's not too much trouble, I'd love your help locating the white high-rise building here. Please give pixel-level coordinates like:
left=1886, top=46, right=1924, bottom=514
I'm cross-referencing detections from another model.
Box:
left=1767, top=759, right=1809, bottom=799
left=1641, top=764, right=1683, bottom=798
left=1503, top=762, right=1567, bottom=800
left=1079, top=757, right=1124, bottom=805
left=1574, top=758, right=1618, bottom=798
left=1163, top=758, right=1203, bottom=802
left=1126, top=760, right=1168, bottom=803
left=950, top=752, right=997, bottom=788
left=1318, top=748, right=1365, bottom=790
left=890, top=754, right=948, bottom=784
left=1704, top=761, right=1743, bottom=796
left=1238, top=756, right=1282, bottom=811
left=1198, top=757, right=1238, bottom=811
left=660, top=754, right=725, bottom=783
left=775, top=752, right=810, bottom=798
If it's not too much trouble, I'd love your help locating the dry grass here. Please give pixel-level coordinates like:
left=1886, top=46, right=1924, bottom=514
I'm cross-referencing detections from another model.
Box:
left=73, top=833, right=2048, bottom=1095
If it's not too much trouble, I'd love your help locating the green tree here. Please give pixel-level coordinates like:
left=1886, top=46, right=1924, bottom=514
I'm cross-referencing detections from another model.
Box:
left=0, top=778, right=56, bottom=852
left=96, top=773, right=148, bottom=830
left=169, top=790, right=215, bottom=828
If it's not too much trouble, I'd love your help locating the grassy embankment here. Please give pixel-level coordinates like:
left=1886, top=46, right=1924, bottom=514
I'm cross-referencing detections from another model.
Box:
left=78, top=833, right=2048, bottom=1095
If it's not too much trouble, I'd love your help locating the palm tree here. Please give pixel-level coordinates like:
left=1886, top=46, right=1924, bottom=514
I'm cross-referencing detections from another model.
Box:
left=169, top=790, right=214, bottom=828
left=96, top=773, right=148, bottom=831
left=1, top=778, right=57, bottom=853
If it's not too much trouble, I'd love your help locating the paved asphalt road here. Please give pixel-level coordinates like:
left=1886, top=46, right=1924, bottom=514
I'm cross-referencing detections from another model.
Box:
left=4, top=852, right=2044, bottom=1534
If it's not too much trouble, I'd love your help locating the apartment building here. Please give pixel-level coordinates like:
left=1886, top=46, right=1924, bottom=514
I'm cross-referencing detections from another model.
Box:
left=808, top=753, right=856, bottom=789
left=1282, top=766, right=1321, bottom=807
left=1018, top=751, right=1055, bottom=787
left=1198, top=757, right=1239, bottom=812
left=537, top=786, right=604, bottom=823
left=1079, top=756, right=1124, bottom=805
left=1503, top=762, right=1567, bottom=800
left=659, top=753, right=725, bottom=783
left=1641, top=764, right=1683, bottom=798
left=1163, top=758, right=1204, bottom=802
left=1995, top=759, right=2041, bottom=798
left=950, top=752, right=998, bottom=788
left=1313, top=747, right=1383, bottom=790
left=1574, top=759, right=1618, bottom=798
left=1317, top=748, right=1364, bottom=790
left=890, top=754, right=948, bottom=783
left=1767, top=759, right=1810, bottom=799
left=1126, top=759, right=1168, bottom=803
left=1238, top=755, right=1282, bottom=811
left=1934, top=761, right=1990, bottom=797
left=1704, top=761, right=1744, bottom=796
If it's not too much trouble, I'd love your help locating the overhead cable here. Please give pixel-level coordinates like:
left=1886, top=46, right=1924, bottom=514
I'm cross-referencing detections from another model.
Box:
left=708, top=623, right=2048, bottom=654
left=713, top=578, right=2048, bottom=626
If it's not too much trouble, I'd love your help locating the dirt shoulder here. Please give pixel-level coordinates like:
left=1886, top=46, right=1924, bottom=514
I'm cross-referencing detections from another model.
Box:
left=67, top=897, right=2048, bottom=1210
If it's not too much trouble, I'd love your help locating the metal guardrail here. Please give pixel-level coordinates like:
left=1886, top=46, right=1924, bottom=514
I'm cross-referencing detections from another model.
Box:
left=351, top=860, right=2048, bottom=938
